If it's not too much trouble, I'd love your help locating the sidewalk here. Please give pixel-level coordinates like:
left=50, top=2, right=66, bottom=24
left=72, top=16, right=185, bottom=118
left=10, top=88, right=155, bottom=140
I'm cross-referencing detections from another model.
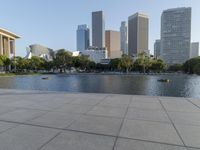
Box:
left=0, top=89, right=199, bottom=150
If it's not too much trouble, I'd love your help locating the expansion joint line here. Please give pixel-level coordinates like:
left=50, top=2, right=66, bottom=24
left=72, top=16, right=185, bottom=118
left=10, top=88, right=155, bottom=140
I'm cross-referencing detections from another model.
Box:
left=111, top=95, right=133, bottom=150
left=157, top=97, right=187, bottom=148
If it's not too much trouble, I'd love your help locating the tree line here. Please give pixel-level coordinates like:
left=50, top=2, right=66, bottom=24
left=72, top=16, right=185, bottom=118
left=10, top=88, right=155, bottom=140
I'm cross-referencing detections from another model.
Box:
left=169, top=56, right=200, bottom=75
left=0, top=49, right=199, bottom=75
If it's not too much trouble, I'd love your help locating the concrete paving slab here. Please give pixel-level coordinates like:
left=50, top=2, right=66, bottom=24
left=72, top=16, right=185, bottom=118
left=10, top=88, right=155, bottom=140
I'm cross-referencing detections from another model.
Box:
left=0, top=121, right=18, bottom=133
left=87, top=105, right=127, bottom=118
left=161, top=100, right=200, bottom=113
left=40, top=130, right=115, bottom=150
left=32, top=94, right=75, bottom=103
left=55, top=104, right=94, bottom=114
left=159, top=97, right=187, bottom=102
left=188, top=98, right=200, bottom=108
left=0, top=124, right=60, bottom=150
left=129, top=101, right=164, bottom=111
left=0, top=106, right=17, bottom=115
left=132, top=96, right=159, bottom=103
left=0, top=95, right=22, bottom=105
left=24, top=101, right=67, bottom=111
left=70, top=93, right=108, bottom=100
left=1, top=100, right=36, bottom=108
left=0, top=108, right=47, bottom=123
left=70, top=97, right=103, bottom=106
left=114, top=138, right=187, bottom=150
left=119, top=119, right=183, bottom=145
left=28, top=111, right=81, bottom=129
left=68, top=115, right=122, bottom=136
left=168, top=111, right=200, bottom=126
left=175, top=124, right=200, bottom=148
left=15, top=94, right=74, bottom=104
left=126, top=108, right=170, bottom=123
left=99, top=95, right=131, bottom=108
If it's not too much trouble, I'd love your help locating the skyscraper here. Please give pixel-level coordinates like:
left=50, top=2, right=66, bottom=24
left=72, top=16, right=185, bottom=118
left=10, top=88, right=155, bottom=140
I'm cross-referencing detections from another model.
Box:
left=161, top=7, right=191, bottom=65
left=190, top=42, right=199, bottom=58
left=120, top=21, right=128, bottom=55
left=128, top=13, right=149, bottom=56
left=92, top=11, right=105, bottom=48
left=154, top=40, right=161, bottom=58
left=76, top=24, right=90, bottom=52
left=105, top=30, right=122, bottom=58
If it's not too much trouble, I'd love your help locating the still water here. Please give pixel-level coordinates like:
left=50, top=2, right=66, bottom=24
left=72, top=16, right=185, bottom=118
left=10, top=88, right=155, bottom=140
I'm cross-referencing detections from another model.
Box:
left=0, top=74, right=200, bottom=98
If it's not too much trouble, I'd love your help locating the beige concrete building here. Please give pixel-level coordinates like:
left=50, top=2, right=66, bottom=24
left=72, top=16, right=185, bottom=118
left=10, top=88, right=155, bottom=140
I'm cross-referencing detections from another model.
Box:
left=0, top=28, right=20, bottom=58
left=105, top=30, right=122, bottom=58
left=128, top=13, right=149, bottom=56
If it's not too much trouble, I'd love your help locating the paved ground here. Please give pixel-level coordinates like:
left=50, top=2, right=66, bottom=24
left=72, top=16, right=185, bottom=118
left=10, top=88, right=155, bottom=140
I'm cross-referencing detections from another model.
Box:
left=0, top=89, right=199, bottom=150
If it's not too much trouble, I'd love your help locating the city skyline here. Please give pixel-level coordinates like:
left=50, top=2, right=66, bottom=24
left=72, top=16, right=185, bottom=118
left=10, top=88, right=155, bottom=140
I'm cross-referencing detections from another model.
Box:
left=0, top=0, right=200, bottom=56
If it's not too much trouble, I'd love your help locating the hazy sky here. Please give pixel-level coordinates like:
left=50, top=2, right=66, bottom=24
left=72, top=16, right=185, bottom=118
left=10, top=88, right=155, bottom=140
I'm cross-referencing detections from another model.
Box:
left=0, top=0, right=199, bottom=56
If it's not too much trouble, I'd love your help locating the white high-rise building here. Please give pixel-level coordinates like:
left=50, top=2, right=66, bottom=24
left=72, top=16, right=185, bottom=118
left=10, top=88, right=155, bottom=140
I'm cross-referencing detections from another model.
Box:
left=161, top=7, right=191, bottom=65
left=190, top=42, right=199, bottom=58
left=120, top=21, right=128, bottom=55
left=76, top=24, right=90, bottom=52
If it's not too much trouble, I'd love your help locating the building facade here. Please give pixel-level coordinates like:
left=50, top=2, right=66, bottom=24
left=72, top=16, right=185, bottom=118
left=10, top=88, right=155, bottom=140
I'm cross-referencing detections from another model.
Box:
left=0, top=28, right=20, bottom=58
left=92, top=11, right=105, bottom=48
left=190, top=42, right=199, bottom=58
left=76, top=24, right=90, bottom=52
left=161, top=7, right=191, bottom=65
left=105, top=30, right=122, bottom=58
left=81, top=48, right=107, bottom=63
left=120, top=21, right=128, bottom=55
left=128, top=13, right=149, bottom=56
left=25, top=44, right=54, bottom=61
left=154, top=40, right=161, bottom=58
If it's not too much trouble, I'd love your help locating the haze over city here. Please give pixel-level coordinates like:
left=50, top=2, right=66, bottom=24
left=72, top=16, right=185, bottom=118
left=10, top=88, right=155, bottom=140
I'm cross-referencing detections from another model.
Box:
left=0, top=0, right=200, bottom=56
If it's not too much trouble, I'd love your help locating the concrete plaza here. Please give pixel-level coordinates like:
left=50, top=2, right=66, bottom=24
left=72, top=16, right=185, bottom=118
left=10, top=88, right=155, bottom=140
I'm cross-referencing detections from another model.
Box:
left=0, top=89, right=199, bottom=150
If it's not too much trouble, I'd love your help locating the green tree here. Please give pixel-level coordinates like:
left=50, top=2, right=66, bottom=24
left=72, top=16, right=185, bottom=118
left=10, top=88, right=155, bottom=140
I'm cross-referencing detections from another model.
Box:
left=168, top=64, right=183, bottom=72
left=78, top=55, right=90, bottom=70
left=11, top=56, right=20, bottom=72
left=135, top=52, right=151, bottom=73
left=72, top=55, right=91, bottom=71
left=86, top=61, right=96, bottom=71
left=118, top=55, right=133, bottom=73
left=19, top=58, right=31, bottom=72
left=183, top=56, right=200, bottom=74
left=193, top=63, right=200, bottom=75
left=0, top=56, right=4, bottom=67
left=150, top=59, right=165, bottom=72
left=109, top=58, right=120, bottom=71
left=29, top=56, right=45, bottom=71
left=54, top=49, right=72, bottom=72
left=43, top=61, right=54, bottom=72
left=0, top=55, right=11, bottom=72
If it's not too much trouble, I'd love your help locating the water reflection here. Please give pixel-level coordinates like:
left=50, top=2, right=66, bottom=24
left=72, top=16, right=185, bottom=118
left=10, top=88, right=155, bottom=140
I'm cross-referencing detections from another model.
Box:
left=0, top=74, right=200, bottom=98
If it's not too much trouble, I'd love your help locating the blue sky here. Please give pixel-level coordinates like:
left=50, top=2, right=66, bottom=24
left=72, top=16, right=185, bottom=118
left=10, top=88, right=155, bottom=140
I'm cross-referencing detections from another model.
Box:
left=0, top=0, right=199, bottom=56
